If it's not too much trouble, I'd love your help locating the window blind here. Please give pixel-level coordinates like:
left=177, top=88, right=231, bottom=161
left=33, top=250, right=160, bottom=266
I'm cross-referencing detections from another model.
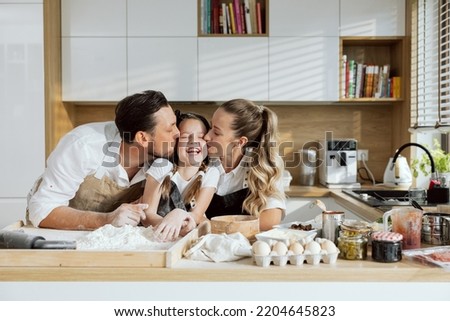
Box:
left=411, top=0, right=450, bottom=131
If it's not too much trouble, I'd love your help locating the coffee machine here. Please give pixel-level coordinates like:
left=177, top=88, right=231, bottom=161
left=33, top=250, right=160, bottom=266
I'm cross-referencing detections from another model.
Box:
left=318, top=139, right=359, bottom=188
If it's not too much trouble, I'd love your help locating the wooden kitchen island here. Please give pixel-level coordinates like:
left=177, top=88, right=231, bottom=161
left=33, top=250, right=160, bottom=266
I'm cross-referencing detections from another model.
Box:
left=0, top=254, right=449, bottom=282
left=1, top=185, right=449, bottom=283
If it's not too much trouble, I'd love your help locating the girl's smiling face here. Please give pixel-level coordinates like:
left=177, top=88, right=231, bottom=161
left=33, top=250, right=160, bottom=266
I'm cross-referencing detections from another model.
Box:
left=177, top=118, right=208, bottom=167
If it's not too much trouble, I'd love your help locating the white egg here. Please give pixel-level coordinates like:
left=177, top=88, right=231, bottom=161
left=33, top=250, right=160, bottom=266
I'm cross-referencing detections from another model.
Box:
left=321, top=239, right=338, bottom=254
left=252, top=241, right=271, bottom=256
left=305, top=241, right=321, bottom=254
left=272, top=241, right=288, bottom=255
left=289, top=242, right=304, bottom=255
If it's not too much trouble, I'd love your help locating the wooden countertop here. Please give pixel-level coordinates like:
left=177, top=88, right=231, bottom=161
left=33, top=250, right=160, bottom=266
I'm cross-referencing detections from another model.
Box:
left=1, top=185, right=448, bottom=282
left=1, top=255, right=449, bottom=282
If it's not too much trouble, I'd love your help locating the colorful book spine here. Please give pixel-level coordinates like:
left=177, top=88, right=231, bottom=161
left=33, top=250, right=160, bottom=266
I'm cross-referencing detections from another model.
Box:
left=249, top=0, right=257, bottom=34
left=256, top=2, right=262, bottom=34
left=229, top=3, right=236, bottom=34
left=222, top=3, right=228, bottom=34
left=234, top=0, right=242, bottom=34
left=244, top=0, right=252, bottom=34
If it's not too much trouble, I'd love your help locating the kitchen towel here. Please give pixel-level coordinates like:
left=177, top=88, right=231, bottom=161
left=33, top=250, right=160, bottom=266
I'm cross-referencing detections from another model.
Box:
left=184, top=232, right=252, bottom=262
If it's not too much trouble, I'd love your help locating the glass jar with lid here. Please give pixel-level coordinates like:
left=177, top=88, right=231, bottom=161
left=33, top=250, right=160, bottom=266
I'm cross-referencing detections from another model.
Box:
left=337, top=220, right=371, bottom=260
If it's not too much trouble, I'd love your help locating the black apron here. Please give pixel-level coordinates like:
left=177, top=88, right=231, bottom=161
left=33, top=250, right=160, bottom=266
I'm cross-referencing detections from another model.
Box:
left=205, top=188, right=249, bottom=219
left=157, top=181, right=188, bottom=217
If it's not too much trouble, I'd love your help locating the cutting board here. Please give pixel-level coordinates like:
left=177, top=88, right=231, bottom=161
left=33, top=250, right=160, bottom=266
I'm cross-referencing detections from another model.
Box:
left=0, top=221, right=202, bottom=268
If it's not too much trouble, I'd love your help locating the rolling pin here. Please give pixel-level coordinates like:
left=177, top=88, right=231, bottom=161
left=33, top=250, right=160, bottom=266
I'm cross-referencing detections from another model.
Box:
left=0, top=230, right=76, bottom=249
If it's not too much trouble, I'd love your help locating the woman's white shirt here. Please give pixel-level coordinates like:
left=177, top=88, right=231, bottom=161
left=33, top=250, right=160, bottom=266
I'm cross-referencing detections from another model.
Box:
left=214, top=160, right=286, bottom=212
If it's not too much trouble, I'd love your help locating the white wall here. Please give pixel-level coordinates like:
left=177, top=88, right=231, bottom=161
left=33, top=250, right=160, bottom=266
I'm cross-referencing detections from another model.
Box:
left=0, top=2, right=45, bottom=228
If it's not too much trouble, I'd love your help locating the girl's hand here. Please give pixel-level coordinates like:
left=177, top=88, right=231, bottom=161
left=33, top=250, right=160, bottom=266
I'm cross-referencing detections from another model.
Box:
left=180, top=215, right=196, bottom=237
left=154, top=208, right=188, bottom=241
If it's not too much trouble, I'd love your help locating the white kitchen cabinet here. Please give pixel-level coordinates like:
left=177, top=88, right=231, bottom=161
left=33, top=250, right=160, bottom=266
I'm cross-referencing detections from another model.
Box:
left=269, top=37, right=339, bottom=101
left=128, top=0, right=197, bottom=37
left=283, top=197, right=363, bottom=223
left=128, top=38, right=198, bottom=100
left=270, top=0, right=339, bottom=37
left=0, top=3, right=44, bottom=226
left=62, top=37, right=127, bottom=101
left=61, top=0, right=126, bottom=37
left=198, top=38, right=269, bottom=101
left=340, top=0, right=405, bottom=36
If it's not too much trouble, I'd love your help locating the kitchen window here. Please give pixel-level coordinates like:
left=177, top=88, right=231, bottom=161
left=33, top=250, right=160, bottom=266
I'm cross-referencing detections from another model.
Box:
left=411, top=0, right=450, bottom=146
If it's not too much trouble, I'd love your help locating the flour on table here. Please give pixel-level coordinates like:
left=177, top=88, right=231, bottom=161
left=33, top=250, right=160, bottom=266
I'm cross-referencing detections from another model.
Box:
left=76, top=224, right=177, bottom=250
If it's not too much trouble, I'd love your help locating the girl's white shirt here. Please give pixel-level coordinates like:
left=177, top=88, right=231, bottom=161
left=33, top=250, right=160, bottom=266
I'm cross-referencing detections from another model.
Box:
left=146, top=158, right=220, bottom=195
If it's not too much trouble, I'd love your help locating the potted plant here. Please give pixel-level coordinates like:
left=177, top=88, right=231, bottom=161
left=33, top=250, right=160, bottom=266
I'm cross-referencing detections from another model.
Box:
left=411, top=139, right=450, bottom=186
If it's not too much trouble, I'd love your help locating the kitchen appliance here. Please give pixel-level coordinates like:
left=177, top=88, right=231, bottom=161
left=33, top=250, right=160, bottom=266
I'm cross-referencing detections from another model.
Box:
left=383, top=142, right=435, bottom=188
left=421, top=213, right=450, bottom=245
left=299, top=149, right=317, bottom=186
left=383, top=155, right=413, bottom=188
left=319, top=139, right=359, bottom=188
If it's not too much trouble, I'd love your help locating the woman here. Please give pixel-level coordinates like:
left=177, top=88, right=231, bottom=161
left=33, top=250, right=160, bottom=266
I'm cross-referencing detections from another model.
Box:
left=204, top=99, right=286, bottom=231
left=141, top=111, right=219, bottom=241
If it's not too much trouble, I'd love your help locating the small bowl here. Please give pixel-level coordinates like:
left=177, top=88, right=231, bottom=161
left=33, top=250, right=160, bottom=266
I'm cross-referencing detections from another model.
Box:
left=211, top=215, right=260, bottom=240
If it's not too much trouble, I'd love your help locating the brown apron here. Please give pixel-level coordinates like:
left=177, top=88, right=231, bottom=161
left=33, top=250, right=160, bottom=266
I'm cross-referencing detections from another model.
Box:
left=69, top=174, right=144, bottom=212
left=26, top=174, right=145, bottom=224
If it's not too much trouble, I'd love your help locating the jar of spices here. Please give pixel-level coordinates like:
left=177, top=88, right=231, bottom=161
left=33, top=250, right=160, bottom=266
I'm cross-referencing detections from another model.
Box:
left=337, top=220, right=371, bottom=260
left=371, top=231, right=403, bottom=263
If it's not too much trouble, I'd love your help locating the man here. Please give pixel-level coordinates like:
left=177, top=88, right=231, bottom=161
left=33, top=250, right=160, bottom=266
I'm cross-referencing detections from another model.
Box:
left=27, top=90, right=183, bottom=230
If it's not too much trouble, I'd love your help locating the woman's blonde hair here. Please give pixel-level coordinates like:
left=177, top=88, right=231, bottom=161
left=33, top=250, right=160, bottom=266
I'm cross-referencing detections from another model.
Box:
left=160, top=111, right=210, bottom=207
left=220, top=99, right=285, bottom=216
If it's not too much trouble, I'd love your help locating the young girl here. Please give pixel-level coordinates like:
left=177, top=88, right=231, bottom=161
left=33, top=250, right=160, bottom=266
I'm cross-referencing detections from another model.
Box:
left=141, top=111, right=220, bottom=241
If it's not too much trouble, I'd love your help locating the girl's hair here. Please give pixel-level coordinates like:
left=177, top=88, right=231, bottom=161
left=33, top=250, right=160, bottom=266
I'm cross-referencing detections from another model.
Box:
left=220, top=99, right=285, bottom=216
left=160, top=111, right=211, bottom=207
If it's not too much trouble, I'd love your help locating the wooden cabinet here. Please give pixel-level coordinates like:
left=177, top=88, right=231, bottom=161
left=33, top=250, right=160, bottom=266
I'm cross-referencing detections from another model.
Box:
left=340, top=37, right=405, bottom=102
left=198, top=37, right=269, bottom=101
left=60, top=0, right=408, bottom=102
left=340, top=0, right=405, bottom=36
left=128, top=38, right=198, bottom=101
left=62, top=38, right=127, bottom=101
left=270, top=0, right=339, bottom=37
left=0, top=2, right=45, bottom=227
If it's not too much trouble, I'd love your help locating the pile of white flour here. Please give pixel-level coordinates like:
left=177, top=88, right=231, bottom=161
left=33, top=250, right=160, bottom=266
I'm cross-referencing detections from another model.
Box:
left=76, top=224, right=177, bottom=251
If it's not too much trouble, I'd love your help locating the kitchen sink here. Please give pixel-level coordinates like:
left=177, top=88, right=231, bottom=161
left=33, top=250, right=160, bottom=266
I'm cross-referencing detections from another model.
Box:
left=342, top=189, right=422, bottom=207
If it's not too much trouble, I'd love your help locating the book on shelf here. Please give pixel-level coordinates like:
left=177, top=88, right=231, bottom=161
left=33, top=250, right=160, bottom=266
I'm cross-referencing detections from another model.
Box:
left=256, top=1, right=262, bottom=34
left=234, top=0, right=243, bottom=34
left=244, top=0, right=252, bottom=34
left=341, top=55, right=347, bottom=99
left=229, top=2, right=236, bottom=34
left=213, top=0, right=220, bottom=34
left=249, top=0, right=257, bottom=34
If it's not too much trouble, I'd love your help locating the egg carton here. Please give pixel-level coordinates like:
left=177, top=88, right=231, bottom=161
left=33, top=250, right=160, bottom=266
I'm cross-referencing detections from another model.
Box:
left=252, top=251, right=339, bottom=267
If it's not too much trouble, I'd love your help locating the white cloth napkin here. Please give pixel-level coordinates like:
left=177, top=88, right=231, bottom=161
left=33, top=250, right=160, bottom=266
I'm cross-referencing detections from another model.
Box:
left=184, top=232, right=252, bottom=262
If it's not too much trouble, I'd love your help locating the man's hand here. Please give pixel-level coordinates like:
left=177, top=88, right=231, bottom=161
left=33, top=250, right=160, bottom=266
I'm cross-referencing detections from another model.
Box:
left=108, top=203, right=148, bottom=227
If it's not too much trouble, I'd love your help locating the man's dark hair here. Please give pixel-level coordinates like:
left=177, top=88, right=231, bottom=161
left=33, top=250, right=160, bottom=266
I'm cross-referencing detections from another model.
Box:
left=115, top=90, right=169, bottom=143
